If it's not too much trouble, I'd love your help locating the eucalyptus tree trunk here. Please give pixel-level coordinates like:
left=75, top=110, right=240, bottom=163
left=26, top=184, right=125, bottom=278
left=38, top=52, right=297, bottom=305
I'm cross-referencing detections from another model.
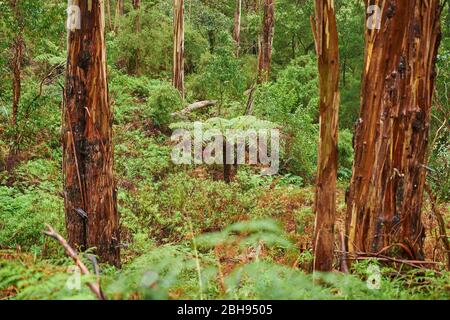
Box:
left=233, top=0, right=242, bottom=56
left=10, top=0, right=24, bottom=128
left=132, top=0, right=142, bottom=74
left=311, top=0, right=340, bottom=272
left=132, top=0, right=141, bottom=31
left=11, top=36, right=23, bottom=128
left=346, top=0, right=442, bottom=261
left=257, top=0, right=275, bottom=83
left=64, top=0, right=120, bottom=267
left=114, top=0, right=124, bottom=32
left=105, top=0, right=112, bottom=31
left=173, top=0, right=185, bottom=98
left=132, top=0, right=140, bottom=8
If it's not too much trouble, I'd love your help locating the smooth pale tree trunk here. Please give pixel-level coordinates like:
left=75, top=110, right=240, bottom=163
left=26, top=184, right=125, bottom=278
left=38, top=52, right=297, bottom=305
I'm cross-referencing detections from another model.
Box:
left=173, top=0, right=185, bottom=98
left=105, top=0, right=112, bottom=31
left=64, top=0, right=120, bottom=267
left=257, top=0, right=275, bottom=83
left=311, top=0, right=340, bottom=272
left=114, top=0, right=124, bottom=32
left=346, top=0, right=442, bottom=261
left=233, top=0, right=242, bottom=57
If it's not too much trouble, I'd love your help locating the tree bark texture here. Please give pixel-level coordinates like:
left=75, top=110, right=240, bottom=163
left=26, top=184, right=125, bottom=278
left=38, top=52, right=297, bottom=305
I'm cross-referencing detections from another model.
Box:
left=311, top=0, right=340, bottom=272
left=346, top=0, right=442, bottom=260
left=64, top=0, right=120, bottom=267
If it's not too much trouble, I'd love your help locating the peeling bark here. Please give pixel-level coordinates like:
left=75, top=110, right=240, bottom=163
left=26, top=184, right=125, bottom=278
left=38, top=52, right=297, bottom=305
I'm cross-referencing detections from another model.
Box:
left=311, top=0, right=340, bottom=272
left=64, top=0, right=120, bottom=267
left=346, top=0, right=442, bottom=260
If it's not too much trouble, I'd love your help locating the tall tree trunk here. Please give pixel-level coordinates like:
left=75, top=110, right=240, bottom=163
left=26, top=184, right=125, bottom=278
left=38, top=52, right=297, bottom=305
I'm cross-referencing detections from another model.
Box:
left=64, top=0, right=120, bottom=267
left=10, top=0, right=24, bottom=128
left=114, top=0, right=124, bottom=32
left=233, top=0, right=242, bottom=57
left=11, top=36, right=23, bottom=128
left=346, top=0, right=442, bottom=260
left=105, top=0, right=112, bottom=31
left=173, top=0, right=185, bottom=98
left=132, top=0, right=140, bottom=9
left=311, top=0, right=340, bottom=272
left=132, top=0, right=141, bottom=32
left=257, top=0, right=275, bottom=83
left=132, top=0, right=142, bottom=75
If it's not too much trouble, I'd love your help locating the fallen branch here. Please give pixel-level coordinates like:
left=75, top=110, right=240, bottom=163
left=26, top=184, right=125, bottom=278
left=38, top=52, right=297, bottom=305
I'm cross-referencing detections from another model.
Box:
left=43, top=224, right=106, bottom=300
left=425, top=184, right=450, bottom=271
left=336, top=250, right=441, bottom=272
left=172, top=100, right=217, bottom=116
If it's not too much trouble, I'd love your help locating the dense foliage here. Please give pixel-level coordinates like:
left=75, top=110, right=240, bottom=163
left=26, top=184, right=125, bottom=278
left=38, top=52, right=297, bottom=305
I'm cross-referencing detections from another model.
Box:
left=0, top=0, right=448, bottom=300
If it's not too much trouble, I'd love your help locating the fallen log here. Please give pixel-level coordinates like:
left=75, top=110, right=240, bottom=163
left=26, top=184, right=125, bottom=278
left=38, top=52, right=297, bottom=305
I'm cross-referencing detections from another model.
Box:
left=172, top=100, right=217, bottom=116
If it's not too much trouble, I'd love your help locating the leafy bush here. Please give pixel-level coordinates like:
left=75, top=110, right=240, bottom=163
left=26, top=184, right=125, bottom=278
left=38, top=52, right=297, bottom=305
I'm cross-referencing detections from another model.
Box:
left=146, top=83, right=183, bottom=127
left=254, top=55, right=319, bottom=180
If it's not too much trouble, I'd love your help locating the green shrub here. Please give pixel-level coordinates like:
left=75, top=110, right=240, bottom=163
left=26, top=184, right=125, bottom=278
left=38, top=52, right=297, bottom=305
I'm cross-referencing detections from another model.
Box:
left=254, top=55, right=319, bottom=180
left=147, top=83, right=183, bottom=127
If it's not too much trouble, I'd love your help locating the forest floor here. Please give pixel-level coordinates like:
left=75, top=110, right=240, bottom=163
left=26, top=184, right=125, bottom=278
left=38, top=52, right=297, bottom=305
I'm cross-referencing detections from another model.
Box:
left=1, top=122, right=449, bottom=300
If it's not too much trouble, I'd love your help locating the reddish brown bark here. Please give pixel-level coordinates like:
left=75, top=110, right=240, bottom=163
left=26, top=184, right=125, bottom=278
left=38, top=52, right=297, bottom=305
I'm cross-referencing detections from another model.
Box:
left=11, top=36, right=23, bottom=128
left=346, top=0, right=442, bottom=260
left=173, top=0, right=185, bottom=98
left=257, top=0, right=275, bottom=83
left=311, top=0, right=340, bottom=272
left=10, top=0, right=24, bottom=127
left=233, top=0, right=242, bottom=56
left=64, top=0, right=120, bottom=267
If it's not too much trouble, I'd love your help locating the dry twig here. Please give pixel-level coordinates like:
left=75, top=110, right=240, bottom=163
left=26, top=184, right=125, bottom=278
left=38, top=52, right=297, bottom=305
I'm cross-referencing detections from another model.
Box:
left=43, top=224, right=106, bottom=300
